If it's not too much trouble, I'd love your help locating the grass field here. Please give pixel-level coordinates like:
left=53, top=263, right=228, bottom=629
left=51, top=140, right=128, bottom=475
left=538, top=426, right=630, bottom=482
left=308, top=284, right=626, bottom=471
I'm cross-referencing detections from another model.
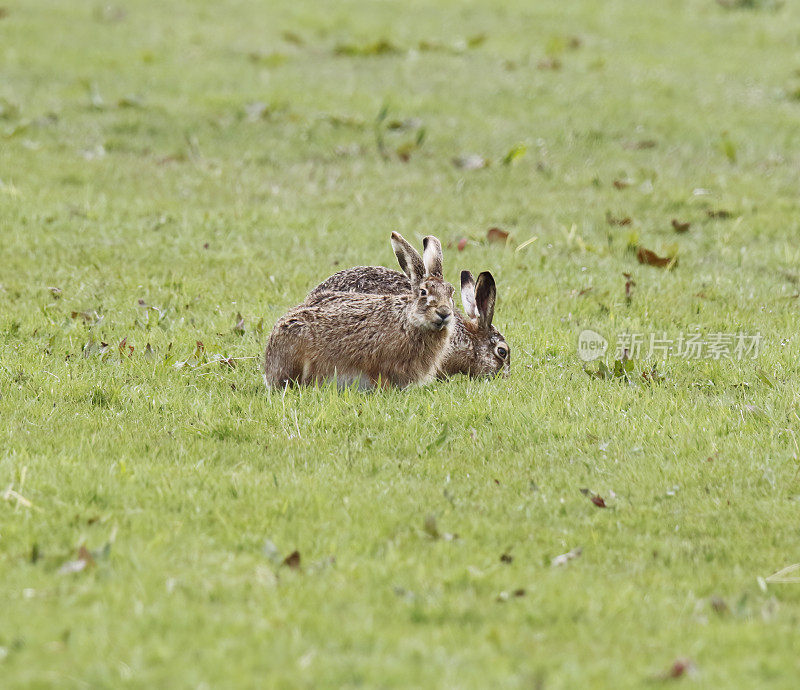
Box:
left=2, top=0, right=800, bottom=686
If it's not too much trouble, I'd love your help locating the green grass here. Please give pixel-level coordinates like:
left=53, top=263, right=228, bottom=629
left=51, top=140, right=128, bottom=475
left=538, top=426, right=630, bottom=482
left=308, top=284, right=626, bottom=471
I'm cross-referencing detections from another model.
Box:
left=2, top=0, right=800, bottom=686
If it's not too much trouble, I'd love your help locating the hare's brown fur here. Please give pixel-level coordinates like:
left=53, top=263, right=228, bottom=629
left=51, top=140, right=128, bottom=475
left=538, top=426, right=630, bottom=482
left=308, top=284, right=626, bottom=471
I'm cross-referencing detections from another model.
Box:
left=264, top=233, right=455, bottom=389
left=310, top=267, right=509, bottom=378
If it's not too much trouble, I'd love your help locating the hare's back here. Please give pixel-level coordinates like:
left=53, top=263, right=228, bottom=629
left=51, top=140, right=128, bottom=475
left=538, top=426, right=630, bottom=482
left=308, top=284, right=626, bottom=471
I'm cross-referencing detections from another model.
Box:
left=282, top=292, right=403, bottom=331
left=308, top=266, right=410, bottom=299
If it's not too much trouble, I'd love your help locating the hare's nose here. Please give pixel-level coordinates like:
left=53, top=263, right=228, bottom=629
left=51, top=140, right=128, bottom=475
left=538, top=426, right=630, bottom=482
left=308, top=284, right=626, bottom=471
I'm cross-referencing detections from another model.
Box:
left=436, top=308, right=451, bottom=320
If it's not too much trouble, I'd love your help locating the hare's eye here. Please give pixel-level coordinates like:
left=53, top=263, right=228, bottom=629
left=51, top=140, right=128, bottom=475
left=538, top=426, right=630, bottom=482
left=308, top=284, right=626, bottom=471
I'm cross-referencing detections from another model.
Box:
left=496, top=346, right=508, bottom=359
left=419, top=288, right=428, bottom=297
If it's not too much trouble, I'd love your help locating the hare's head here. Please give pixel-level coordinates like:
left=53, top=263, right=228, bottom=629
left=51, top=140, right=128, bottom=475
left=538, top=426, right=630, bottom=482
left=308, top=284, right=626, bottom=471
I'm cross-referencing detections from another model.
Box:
left=460, top=270, right=510, bottom=377
left=391, top=232, right=454, bottom=332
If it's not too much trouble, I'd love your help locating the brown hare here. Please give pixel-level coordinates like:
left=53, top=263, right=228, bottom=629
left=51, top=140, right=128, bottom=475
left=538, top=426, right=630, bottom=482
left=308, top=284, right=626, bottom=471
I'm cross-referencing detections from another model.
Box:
left=264, top=233, right=455, bottom=389
left=308, top=249, right=509, bottom=379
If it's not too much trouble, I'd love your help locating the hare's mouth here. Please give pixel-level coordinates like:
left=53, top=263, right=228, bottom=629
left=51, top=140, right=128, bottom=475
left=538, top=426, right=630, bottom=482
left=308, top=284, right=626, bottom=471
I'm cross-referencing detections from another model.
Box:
left=431, top=313, right=452, bottom=330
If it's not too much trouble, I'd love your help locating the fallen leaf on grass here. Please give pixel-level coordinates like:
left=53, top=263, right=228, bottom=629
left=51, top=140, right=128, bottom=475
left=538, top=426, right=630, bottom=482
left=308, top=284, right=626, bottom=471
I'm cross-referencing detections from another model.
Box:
left=58, top=545, right=95, bottom=575
left=641, top=367, right=666, bottom=384
left=500, top=553, right=513, bottom=564
left=551, top=547, right=582, bottom=567
left=671, top=219, right=691, bottom=233
left=579, top=488, right=608, bottom=507
left=502, top=143, right=527, bottom=165
left=457, top=237, right=468, bottom=251
left=764, top=563, right=800, bottom=583
left=659, top=658, right=697, bottom=680
left=637, top=246, right=675, bottom=268
left=613, top=178, right=632, bottom=189
left=70, top=310, right=101, bottom=325
left=453, top=154, right=488, bottom=170
left=606, top=212, right=632, bottom=226
left=624, top=272, right=636, bottom=300
left=496, top=589, right=526, bottom=602
left=487, top=227, right=509, bottom=244
left=590, top=494, right=607, bottom=508
left=282, top=550, right=301, bottom=570
left=706, top=209, right=732, bottom=219
left=118, top=337, right=134, bottom=357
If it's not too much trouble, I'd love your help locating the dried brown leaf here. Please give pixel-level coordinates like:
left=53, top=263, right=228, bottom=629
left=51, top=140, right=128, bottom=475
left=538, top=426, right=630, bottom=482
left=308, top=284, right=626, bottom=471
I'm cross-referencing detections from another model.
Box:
left=623, top=272, right=636, bottom=300
left=590, top=494, right=607, bottom=508
left=613, top=178, right=632, bottom=189
left=282, top=550, right=301, bottom=570
left=487, top=227, right=510, bottom=244
left=661, top=658, right=697, bottom=680
left=457, top=237, right=468, bottom=251
left=636, top=247, right=673, bottom=269
left=606, top=212, right=632, bottom=226
left=671, top=219, right=691, bottom=233
left=58, top=545, right=95, bottom=575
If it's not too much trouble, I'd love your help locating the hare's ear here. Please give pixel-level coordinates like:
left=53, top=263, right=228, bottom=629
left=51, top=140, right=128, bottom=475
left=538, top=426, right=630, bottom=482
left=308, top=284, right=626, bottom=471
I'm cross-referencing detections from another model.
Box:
left=391, top=232, right=425, bottom=288
left=460, top=271, right=479, bottom=320
left=475, top=271, right=496, bottom=330
left=422, top=236, right=443, bottom=278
